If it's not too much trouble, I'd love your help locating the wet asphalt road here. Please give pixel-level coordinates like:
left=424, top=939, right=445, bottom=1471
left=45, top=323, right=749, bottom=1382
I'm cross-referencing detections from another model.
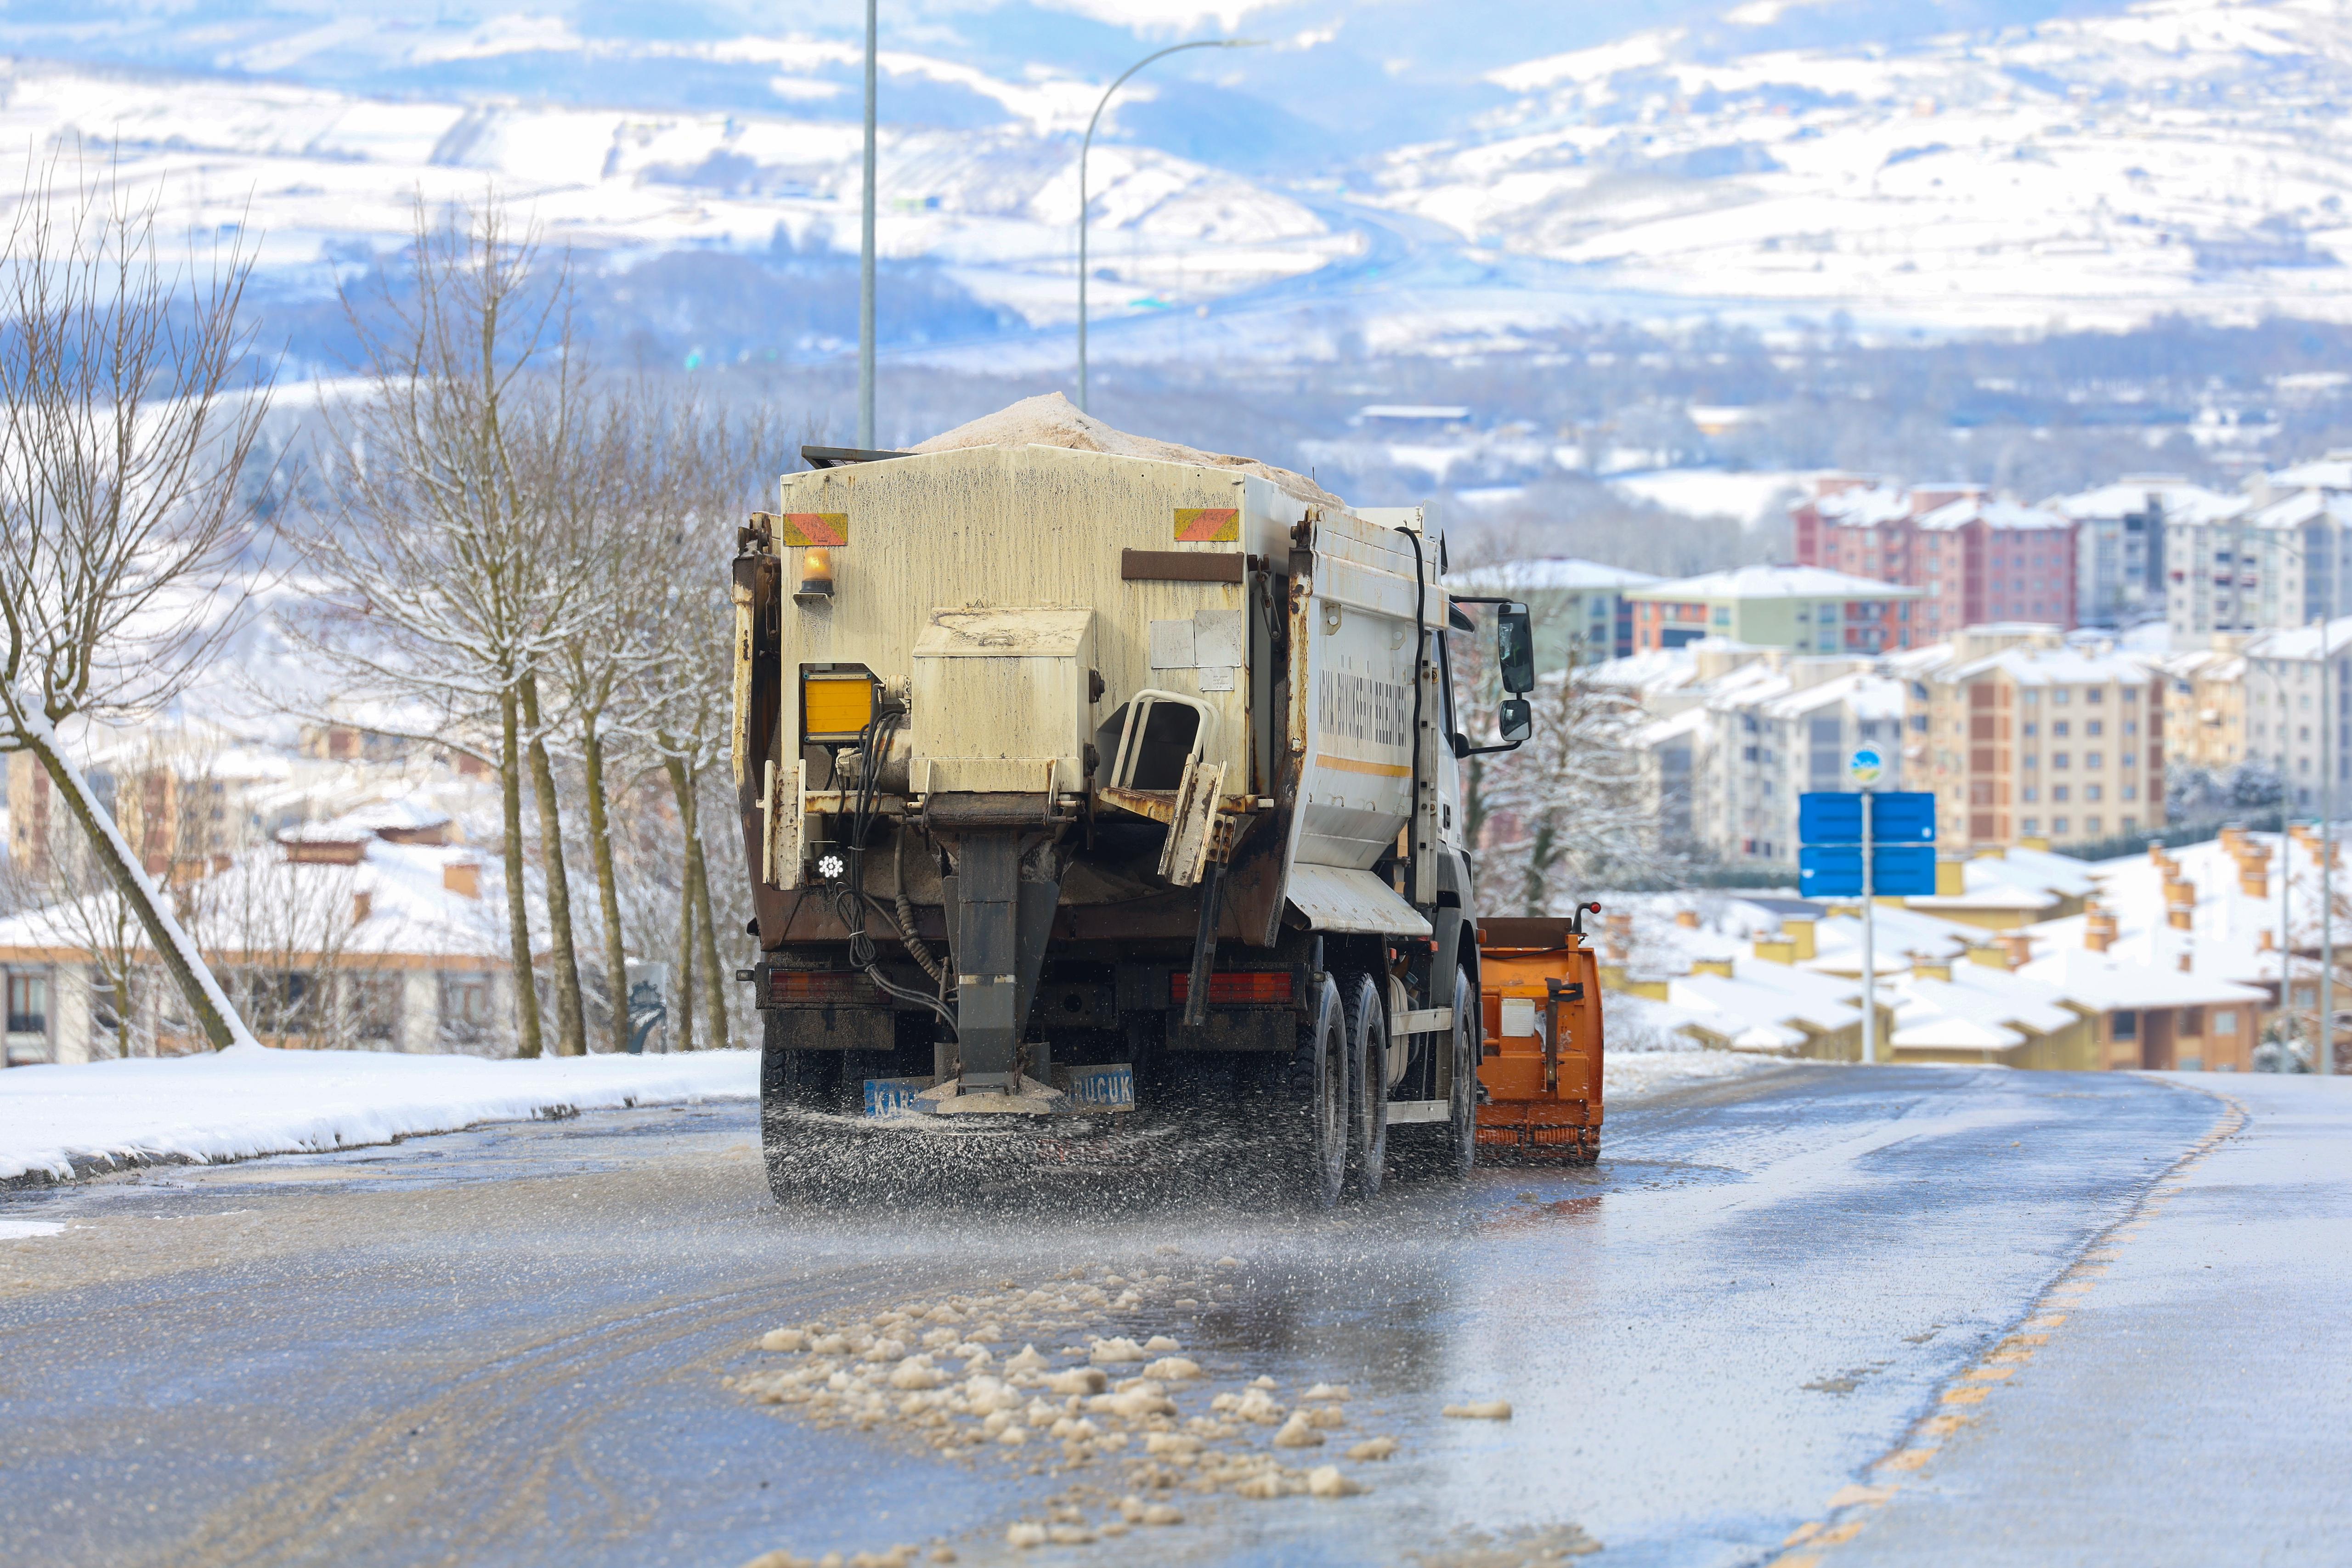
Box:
left=0, top=1065, right=2270, bottom=1568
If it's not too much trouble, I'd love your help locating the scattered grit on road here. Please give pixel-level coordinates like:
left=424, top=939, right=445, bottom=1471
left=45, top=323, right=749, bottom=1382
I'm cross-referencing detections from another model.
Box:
left=2, top=1065, right=2331, bottom=1568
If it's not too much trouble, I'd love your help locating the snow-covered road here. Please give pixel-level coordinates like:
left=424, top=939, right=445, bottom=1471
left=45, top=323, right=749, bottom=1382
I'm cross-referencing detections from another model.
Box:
left=1, top=1065, right=2267, bottom=1568
left=0, top=1042, right=1778, bottom=1186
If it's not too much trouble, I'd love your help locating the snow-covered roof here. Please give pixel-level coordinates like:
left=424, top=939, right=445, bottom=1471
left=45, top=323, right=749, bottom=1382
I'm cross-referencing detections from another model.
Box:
left=2266, top=452, right=2352, bottom=492
left=1800, top=905, right=1984, bottom=975
left=1666, top=959, right=1864, bottom=1052
left=2244, top=616, right=2352, bottom=663
left=1914, top=496, right=2071, bottom=533
left=2246, top=488, right=2352, bottom=532
left=1890, top=962, right=2081, bottom=1051
left=1811, top=483, right=1912, bottom=526
left=1753, top=670, right=1907, bottom=723
left=0, top=837, right=515, bottom=965
left=2019, top=829, right=2332, bottom=1001
left=1626, top=564, right=1922, bottom=602
left=1447, top=557, right=1663, bottom=593
left=1940, top=645, right=2154, bottom=687
left=1633, top=705, right=1711, bottom=748
left=2046, top=478, right=2246, bottom=525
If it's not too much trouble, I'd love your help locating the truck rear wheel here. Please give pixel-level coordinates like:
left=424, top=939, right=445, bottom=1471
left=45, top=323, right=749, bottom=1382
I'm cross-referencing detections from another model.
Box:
left=760, top=1021, right=847, bottom=1203
left=1341, top=973, right=1388, bottom=1199
left=1438, top=969, right=1478, bottom=1177
left=1393, top=968, right=1477, bottom=1180
left=1267, top=974, right=1348, bottom=1209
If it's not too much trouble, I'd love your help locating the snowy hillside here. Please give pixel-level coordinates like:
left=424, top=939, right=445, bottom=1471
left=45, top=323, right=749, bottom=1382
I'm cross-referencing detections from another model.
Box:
left=1368, top=0, right=2352, bottom=334
left=0, top=57, right=1355, bottom=335
left=6, top=0, right=2352, bottom=359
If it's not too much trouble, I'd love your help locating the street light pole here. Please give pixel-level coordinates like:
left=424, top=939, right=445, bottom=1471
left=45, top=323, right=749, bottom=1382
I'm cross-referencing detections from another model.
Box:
left=2325, top=627, right=2336, bottom=1074
left=858, top=0, right=878, bottom=449
left=1076, top=37, right=1264, bottom=414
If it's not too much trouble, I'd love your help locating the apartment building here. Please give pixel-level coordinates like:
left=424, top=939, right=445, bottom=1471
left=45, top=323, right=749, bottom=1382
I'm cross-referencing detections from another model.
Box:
left=1445, top=557, right=1662, bottom=669
left=2165, top=487, right=2352, bottom=645
left=1792, top=477, right=2077, bottom=638
left=1701, top=661, right=1907, bottom=867
left=2153, top=638, right=2249, bottom=771
left=2240, top=617, right=2352, bottom=813
left=1911, top=637, right=2163, bottom=851
left=2046, top=476, right=2242, bottom=628
left=1625, top=565, right=1923, bottom=653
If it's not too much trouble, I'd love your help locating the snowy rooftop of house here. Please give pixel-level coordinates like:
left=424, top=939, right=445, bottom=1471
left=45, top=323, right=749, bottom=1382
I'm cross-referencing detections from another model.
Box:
left=2244, top=616, right=2352, bottom=663
left=2247, top=488, right=2352, bottom=531
left=1811, top=482, right=1911, bottom=526
left=1667, top=959, right=1864, bottom=1048
left=1626, top=564, right=1922, bottom=602
left=0, top=836, right=513, bottom=965
left=1753, top=670, right=1908, bottom=723
left=1589, top=647, right=1704, bottom=692
left=1890, top=962, right=2082, bottom=1051
left=1941, top=645, right=2154, bottom=687
left=2267, top=452, right=2352, bottom=492
left=1914, top=496, right=2071, bottom=533
left=2155, top=645, right=2246, bottom=681
left=2018, top=829, right=2337, bottom=1001
left=1800, top=905, right=1987, bottom=975
left=1447, top=557, right=1664, bottom=593
left=2046, top=477, right=2247, bottom=524
left=1633, top=706, right=1712, bottom=748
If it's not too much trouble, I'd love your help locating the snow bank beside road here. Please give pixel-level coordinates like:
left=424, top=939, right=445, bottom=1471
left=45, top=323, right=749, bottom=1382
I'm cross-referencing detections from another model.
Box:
left=0, top=1046, right=758, bottom=1184
left=1606, top=1048, right=1788, bottom=1100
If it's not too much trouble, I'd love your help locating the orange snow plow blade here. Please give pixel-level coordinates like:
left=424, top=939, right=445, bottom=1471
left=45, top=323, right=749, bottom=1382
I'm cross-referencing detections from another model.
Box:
left=1474, top=917, right=1603, bottom=1164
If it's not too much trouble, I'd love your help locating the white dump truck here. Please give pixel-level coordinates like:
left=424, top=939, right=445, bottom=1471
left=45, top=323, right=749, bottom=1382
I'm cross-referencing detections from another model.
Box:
left=731, top=398, right=1535, bottom=1205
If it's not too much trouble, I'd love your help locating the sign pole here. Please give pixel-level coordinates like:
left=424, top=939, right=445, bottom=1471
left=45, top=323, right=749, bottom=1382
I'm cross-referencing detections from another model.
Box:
left=1861, top=789, right=1876, bottom=1066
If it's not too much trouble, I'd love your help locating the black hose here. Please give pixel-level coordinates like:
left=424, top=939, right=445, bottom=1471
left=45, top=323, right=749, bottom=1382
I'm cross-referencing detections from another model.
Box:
left=831, top=705, right=959, bottom=1035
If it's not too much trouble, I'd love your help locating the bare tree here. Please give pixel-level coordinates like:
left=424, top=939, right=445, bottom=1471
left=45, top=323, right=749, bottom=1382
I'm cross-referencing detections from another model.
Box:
left=1455, top=630, right=1664, bottom=912
left=292, top=196, right=604, bottom=1058
left=0, top=156, right=275, bottom=1051
left=629, top=405, right=784, bottom=1051
left=0, top=804, right=152, bottom=1056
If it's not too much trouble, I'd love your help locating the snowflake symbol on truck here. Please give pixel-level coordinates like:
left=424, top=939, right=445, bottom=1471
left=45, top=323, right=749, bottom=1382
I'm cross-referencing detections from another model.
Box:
left=817, top=854, right=846, bottom=881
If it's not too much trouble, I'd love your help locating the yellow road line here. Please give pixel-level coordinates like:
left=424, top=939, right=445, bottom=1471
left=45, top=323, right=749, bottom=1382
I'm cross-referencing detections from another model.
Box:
left=1779, top=1085, right=2251, bottom=1563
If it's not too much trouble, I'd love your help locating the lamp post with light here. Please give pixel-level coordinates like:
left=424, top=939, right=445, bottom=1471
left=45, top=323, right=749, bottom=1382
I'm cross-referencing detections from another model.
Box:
left=1076, top=37, right=1264, bottom=413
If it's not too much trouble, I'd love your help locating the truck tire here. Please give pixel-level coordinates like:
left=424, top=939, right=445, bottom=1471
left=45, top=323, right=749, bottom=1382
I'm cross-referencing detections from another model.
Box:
left=1393, top=968, right=1477, bottom=1180
left=760, top=1019, right=845, bottom=1203
left=1267, top=974, right=1348, bottom=1210
left=1340, top=973, right=1388, bottom=1199
left=1439, top=968, right=1478, bottom=1177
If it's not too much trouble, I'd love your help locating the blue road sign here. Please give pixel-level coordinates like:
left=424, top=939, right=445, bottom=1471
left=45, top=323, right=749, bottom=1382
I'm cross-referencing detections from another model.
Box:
left=1798, top=790, right=1936, bottom=845
left=1798, top=845, right=1863, bottom=897
left=1798, top=843, right=1937, bottom=898
left=1868, top=792, right=1938, bottom=843
left=1798, top=792, right=1862, bottom=846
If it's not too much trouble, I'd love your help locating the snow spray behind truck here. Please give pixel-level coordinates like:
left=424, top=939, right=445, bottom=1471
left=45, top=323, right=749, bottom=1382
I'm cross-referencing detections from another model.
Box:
left=730, top=397, right=1538, bottom=1205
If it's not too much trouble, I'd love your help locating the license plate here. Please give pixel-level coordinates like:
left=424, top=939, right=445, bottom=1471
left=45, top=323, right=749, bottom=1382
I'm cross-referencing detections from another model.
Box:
left=863, top=1076, right=932, bottom=1117
left=1063, top=1063, right=1136, bottom=1112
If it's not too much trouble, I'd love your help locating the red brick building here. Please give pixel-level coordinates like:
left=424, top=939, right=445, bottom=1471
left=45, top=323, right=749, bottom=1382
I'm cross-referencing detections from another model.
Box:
left=1793, top=477, right=2078, bottom=640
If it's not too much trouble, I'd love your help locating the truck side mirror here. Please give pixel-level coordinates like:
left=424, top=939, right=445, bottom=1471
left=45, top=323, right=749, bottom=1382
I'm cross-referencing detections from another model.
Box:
left=1499, top=697, right=1532, bottom=745
left=1497, top=603, right=1535, bottom=694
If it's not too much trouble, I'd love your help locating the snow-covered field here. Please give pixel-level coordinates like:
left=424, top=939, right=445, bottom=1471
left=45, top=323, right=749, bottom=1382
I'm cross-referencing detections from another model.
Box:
left=1369, top=0, right=2352, bottom=336
left=0, top=1044, right=758, bottom=1185
left=2, top=0, right=2350, bottom=358
left=0, top=56, right=1354, bottom=334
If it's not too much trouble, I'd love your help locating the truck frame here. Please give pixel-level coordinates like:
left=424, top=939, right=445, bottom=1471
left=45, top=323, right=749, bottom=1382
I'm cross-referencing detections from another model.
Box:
left=731, top=436, right=1536, bottom=1205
